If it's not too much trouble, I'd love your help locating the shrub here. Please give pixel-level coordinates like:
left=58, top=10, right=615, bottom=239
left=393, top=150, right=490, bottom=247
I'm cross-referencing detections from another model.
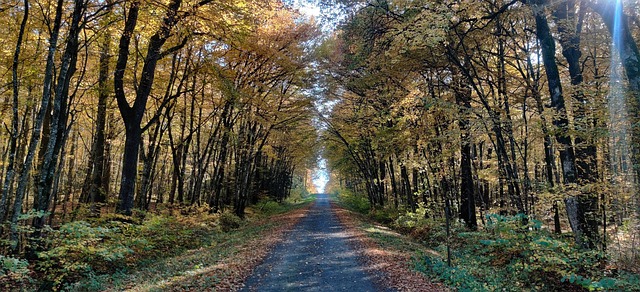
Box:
left=219, top=211, right=243, bottom=232
left=258, top=200, right=288, bottom=215
left=417, top=256, right=488, bottom=291
left=368, top=208, right=398, bottom=224
left=0, top=255, right=29, bottom=277
left=393, top=204, right=455, bottom=245
left=412, top=213, right=627, bottom=291
left=394, top=206, right=428, bottom=232
left=138, top=215, right=196, bottom=255
left=37, top=221, right=133, bottom=289
left=337, top=190, right=370, bottom=214
left=0, top=255, right=31, bottom=289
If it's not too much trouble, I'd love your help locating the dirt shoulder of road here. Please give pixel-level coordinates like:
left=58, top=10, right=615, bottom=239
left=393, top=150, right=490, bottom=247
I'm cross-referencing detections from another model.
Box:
left=332, top=203, right=448, bottom=292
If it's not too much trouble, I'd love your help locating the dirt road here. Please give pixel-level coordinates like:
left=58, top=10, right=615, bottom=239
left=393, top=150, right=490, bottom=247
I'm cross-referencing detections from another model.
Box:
left=241, top=194, right=387, bottom=291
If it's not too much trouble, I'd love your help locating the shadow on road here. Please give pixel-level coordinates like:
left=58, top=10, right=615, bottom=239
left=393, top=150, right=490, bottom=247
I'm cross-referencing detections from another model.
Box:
left=241, top=193, right=382, bottom=291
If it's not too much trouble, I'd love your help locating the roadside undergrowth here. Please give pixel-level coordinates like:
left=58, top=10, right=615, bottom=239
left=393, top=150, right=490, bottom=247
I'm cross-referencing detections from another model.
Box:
left=107, top=205, right=311, bottom=291
left=2, top=198, right=312, bottom=291
left=333, top=190, right=640, bottom=291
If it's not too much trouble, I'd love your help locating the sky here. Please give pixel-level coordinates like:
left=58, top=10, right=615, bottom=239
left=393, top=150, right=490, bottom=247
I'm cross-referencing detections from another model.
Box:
left=313, top=158, right=329, bottom=193
left=298, top=1, right=321, bottom=18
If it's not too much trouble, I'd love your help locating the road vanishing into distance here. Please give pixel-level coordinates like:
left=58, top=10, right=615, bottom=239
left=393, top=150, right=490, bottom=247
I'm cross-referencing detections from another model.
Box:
left=242, top=193, right=388, bottom=291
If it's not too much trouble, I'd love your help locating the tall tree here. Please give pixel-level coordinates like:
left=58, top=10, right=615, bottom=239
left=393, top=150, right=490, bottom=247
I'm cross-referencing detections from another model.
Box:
left=114, top=0, right=192, bottom=215
left=527, top=0, right=599, bottom=248
left=0, top=0, right=29, bottom=222
left=10, top=0, right=65, bottom=252
left=29, top=0, right=87, bottom=254
left=80, top=0, right=114, bottom=215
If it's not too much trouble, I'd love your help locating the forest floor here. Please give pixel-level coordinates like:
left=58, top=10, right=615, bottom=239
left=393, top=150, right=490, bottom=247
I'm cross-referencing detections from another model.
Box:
left=84, top=194, right=445, bottom=291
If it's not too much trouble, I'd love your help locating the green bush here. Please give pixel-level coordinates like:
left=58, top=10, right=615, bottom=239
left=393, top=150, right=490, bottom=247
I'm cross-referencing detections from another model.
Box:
left=258, top=200, right=288, bottom=215
left=394, top=204, right=431, bottom=231
left=417, top=256, right=488, bottom=291
left=287, top=183, right=311, bottom=203
left=32, top=209, right=221, bottom=290
left=37, top=221, right=133, bottom=289
left=0, top=255, right=31, bottom=289
left=0, top=255, right=29, bottom=277
left=337, top=190, right=370, bottom=214
left=413, top=213, right=629, bottom=291
left=138, top=215, right=201, bottom=255
left=219, top=211, right=243, bottom=232
left=368, top=208, right=398, bottom=224
left=393, top=204, right=462, bottom=246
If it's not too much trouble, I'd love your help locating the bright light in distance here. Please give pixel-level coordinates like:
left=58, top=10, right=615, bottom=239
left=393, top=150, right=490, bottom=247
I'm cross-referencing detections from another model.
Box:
left=299, top=4, right=321, bottom=18
left=291, top=0, right=321, bottom=18
left=312, top=158, right=329, bottom=193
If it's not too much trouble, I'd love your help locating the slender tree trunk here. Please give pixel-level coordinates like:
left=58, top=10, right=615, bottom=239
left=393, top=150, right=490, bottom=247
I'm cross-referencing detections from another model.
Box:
left=457, top=86, right=477, bottom=230
left=10, top=0, right=64, bottom=253
left=32, top=0, right=85, bottom=237
left=0, top=0, right=29, bottom=222
left=81, top=4, right=111, bottom=215
left=401, top=163, right=413, bottom=211
left=389, top=156, right=398, bottom=209
left=137, top=122, right=163, bottom=210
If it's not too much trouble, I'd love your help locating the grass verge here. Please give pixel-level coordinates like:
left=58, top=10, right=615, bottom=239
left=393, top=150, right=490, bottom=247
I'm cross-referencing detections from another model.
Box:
left=94, top=205, right=310, bottom=291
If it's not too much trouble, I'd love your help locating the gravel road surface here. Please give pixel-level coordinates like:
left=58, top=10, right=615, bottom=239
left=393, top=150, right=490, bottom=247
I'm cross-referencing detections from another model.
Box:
left=241, top=193, right=385, bottom=291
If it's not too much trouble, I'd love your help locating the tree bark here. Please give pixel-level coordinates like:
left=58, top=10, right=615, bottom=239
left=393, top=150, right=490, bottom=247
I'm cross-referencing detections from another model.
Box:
left=114, top=0, right=184, bottom=215
left=530, top=0, right=598, bottom=248
left=81, top=2, right=112, bottom=215
left=10, top=0, right=64, bottom=253
left=554, top=0, right=600, bottom=247
left=0, top=0, right=29, bottom=222
left=590, top=0, right=640, bottom=224
left=32, top=0, right=85, bottom=236
left=457, top=83, right=477, bottom=230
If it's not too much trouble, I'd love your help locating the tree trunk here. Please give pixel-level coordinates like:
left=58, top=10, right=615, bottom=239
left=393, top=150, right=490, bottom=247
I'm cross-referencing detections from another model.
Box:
left=114, top=0, right=184, bottom=215
left=531, top=0, right=598, bottom=247
left=0, top=0, right=29, bottom=222
left=457, top=88, right=477, bottom=230
left=389, top=156, right=398, bottom=209
left=554, top=0, right=600, bottom=247
left=10, top=0, right=64, bottom=253
left=401, top=163, right=413, bottom=211
left=117, top=125, right=141, bottom=215
left=33, top=0, right=84, bottom=231
left=81, top=3, right=111, bottom=215
left=590, top=0, right=640, bottom=227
